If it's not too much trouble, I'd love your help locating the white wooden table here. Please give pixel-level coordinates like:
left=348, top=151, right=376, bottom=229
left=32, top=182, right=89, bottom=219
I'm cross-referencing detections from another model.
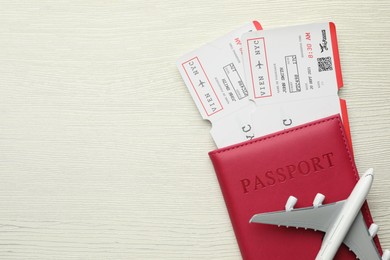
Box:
left=1, top=1, right=389, bottom=259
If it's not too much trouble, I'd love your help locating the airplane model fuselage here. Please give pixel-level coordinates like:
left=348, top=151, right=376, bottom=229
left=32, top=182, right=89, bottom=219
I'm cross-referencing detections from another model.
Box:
left=316, top=169, right=373, bottom=259
left=250, top=168, right=390, bottom=260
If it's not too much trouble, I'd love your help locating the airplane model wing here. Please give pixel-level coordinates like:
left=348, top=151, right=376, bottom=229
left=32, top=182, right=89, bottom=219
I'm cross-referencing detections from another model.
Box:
left=343, top=211, right=381, bottom=259
left=250, top=200, right=345, bottom=232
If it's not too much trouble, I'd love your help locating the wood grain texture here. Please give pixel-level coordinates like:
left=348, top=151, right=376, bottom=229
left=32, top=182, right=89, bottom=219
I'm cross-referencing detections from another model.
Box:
left=0, top=0, right=389, bottom=259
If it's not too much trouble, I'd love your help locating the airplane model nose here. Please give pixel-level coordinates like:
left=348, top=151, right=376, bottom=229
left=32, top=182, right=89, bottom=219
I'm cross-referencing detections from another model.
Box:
left=363, top=168, right=374, bottom=178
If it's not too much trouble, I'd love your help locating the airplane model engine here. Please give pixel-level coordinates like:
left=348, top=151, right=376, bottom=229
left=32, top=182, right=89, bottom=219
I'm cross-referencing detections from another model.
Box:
left=285, top=196, right=297, bottom=212
left=369, top=223, right=379, bottom=238
left=382, top=249, right=390, bottom=260
left=313, top=193, right=325, bottom=207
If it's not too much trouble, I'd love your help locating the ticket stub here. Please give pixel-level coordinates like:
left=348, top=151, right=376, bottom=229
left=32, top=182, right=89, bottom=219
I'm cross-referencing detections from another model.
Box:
left=177, top=21, right=262, bottom=148
left=242, top=22, right=351, bottom=143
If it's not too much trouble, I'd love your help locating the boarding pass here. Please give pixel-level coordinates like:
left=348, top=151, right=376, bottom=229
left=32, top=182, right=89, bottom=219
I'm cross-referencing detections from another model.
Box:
left=177, top=21, right=262, bottom=148
left=241, top=22, right=351, bottom=141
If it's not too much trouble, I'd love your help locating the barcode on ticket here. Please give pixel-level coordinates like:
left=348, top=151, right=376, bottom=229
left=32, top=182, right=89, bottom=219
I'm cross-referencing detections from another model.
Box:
left=317, top=56, right=333, bottom=72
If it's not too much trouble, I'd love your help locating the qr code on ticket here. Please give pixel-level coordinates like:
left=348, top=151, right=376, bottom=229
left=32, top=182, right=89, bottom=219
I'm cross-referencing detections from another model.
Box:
left=317, top=57, right=333, bottom=72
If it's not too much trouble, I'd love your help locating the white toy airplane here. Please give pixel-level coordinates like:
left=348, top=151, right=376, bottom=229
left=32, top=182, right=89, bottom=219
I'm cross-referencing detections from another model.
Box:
left=250, top=168, right=390, bottom=260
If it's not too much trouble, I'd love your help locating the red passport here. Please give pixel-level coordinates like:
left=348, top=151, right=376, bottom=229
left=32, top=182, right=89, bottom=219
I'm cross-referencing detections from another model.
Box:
left=209, top=115, right=382, bottom=259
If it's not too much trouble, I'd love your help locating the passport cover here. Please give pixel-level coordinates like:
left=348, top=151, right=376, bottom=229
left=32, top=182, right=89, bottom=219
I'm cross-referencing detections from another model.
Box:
left=209, top=115, right=382, bottom=259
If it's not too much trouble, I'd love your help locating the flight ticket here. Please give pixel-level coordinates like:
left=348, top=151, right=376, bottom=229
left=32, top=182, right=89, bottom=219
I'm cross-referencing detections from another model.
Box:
left=241, top=22, right=351, bottom=142
left=177, top=21, right=262, bottom=148
left=177, top=21, right=351, bottom=148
